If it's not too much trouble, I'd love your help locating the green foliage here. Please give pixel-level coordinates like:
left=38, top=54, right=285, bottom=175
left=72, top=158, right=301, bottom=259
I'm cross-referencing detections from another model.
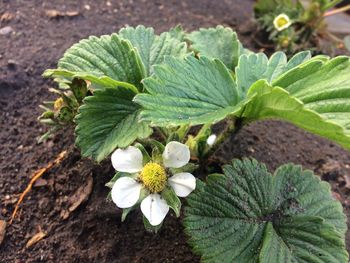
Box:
left=43, top=69, right=139, bottom=92
left=40, top=26, right=350, bottom=258
left=43, top=26, right=187, bottom=161
left=37, top=77, right=87, bottom=142
left=137, top=51, right=350, bottom=151
left=254, top=0, right=346, bottom=53
left=273, top=56, right=350, bottom=148
left=135, top=56, right=245, bottom=126
left=254, top=0, right=295, bottom=15
left=119, top=25, right=187, bottom=76
left=161, top=187, right=181, bottom=217
left=241, top=80, right=350, bottom=150
left=55, top=33, right=146, bottom=90
left=186, top=25, right=248, bottom=69
left=75, top=86, right=152, bottom=162
left=236, top=51, right=311, bottom=96
left=184, top=158, right=348, bottom=263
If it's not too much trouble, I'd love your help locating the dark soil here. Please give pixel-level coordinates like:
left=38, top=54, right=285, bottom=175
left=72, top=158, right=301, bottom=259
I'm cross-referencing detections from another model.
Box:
left=0, top=0, right=349, bottom=262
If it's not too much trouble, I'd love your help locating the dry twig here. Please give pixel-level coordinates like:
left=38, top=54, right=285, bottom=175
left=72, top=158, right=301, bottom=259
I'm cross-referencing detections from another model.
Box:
left=9, top=150, right=68, bottom=224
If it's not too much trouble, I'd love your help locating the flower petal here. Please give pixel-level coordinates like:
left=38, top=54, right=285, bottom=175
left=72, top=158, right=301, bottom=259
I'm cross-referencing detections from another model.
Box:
left=111, top=146, right=143, bottom=173
left=273, top=13, right=291, bottom=31
left=168, top=173, right=196, bottom=197
left=206, top=134, right=217, bottom=146
left=111, top=177, right=142, bottom=208
left=162, top=141, right=190, bottom=168
left=140, top=193, right=169, bottom=226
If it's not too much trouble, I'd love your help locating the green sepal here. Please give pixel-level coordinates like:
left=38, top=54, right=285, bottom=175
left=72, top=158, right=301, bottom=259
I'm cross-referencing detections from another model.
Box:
left=148, top=139, right=165, bottom=152
left=194, top=124, right=212, bottom=158
left=105, top=172, right=124, bottom=189
left=58, top=90, right=79, bottom=110
left=175, top=124, right=190, bottom=141
left=162, top=186, right=181, bottom=217
left=166, top=132, right=180, bottom=144
left=143, top=215, right=163, bottom=233
left=39, top=119, right=56, bottom=125
left=58, top=106, right=74, bottom=123
left=121, top=206, right=134, bottom=222
left=148, top=139, right=165, bottom=163
left=70, top=78, right=88, bottom=103
left=105, top=171, right=138, bottom=189
left=185, top=135, right=197, bottom=158
left=134, top=143, right=151, bottom=165
left=169, top=163, right=199, bottom=175
left=39, top=111, right=54, bottom=119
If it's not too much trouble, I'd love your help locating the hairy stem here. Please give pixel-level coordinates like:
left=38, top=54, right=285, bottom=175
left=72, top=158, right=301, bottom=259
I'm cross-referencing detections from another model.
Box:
left=177, top=124, right=190, bottom=142
left=155, top=127, right=167, bottom=141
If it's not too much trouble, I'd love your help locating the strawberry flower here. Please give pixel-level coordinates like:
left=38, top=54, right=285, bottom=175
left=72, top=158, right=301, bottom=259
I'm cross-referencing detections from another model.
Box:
left=273, top=13, right=292, bottom=31
left=111, top=141, right=196, bottom=226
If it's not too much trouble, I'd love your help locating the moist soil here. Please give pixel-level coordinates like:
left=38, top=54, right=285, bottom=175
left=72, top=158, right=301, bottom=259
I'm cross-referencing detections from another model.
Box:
left=0, top=0, right=349, bottom=262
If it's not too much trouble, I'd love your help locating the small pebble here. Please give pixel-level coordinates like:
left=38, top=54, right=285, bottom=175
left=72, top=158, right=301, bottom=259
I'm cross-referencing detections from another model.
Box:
left=0, top=26, right=13, bottom=35
left=7, top=59, right=17, bottom=70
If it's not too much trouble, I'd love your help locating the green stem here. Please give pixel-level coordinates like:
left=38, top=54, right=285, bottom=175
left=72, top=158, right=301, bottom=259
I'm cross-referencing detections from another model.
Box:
left=177, top=124, right=190, bottom=142
left=155, top=127, right=167, bottom=141
left=194, top=123, right=211, bottom=140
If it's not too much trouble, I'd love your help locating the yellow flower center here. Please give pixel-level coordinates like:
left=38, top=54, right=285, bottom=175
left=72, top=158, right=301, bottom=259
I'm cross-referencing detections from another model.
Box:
left=276, top=17, right=289, bottom=28
left=54, top=97, right=64, bottom=111
left=140, top=163, right=167, bottom=193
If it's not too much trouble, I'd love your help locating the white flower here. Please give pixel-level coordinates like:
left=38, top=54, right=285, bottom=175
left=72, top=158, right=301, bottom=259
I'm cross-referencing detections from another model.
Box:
left=206, top=134, right=217, bottom=146
left=273, top=13, right=292, bottom=31
left=111, top=141, right=196, bottom=226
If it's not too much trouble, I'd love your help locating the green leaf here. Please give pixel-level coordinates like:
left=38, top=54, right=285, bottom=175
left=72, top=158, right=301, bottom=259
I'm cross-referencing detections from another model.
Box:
left=105, top=172, right=123, bottom=189
left=259, top=217, right=347, bottom=262
left=186, top=26, right=248, bottom=69
left=105, top=171, right=136, bottom=188
left=134, top=51, right=311, bottom=127
left=236, top=51, right=311, bottom=97
left=184, top=158, right=348, bottom=263
left=272, top=56, right=350, bottom=150
left=45, top=26, right=188, bottom=91
left=169, top=25, right=185, bottom=41
left=135, top=50, right=350, bottom=151
left=43, top=69, right=139, bottom=93
left=169, top=163, right=199, bottom=175
left=54, top=33, right=146, bottom=90
left=75, top=86, right=152, bottom=162
left=134, top=56, right=245, bottom=126
left=161, top=187, right=181, bottom=217
left=119, top=25, right=187, bottom=76
left=240, top=80, right=350, bottom=151
left=134, top=143, right=151, bottom=164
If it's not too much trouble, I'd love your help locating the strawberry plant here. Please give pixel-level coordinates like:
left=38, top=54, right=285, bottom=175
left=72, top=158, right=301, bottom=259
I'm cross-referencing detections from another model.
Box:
left=41, top=25, right=349, bottom=262
left=254, top=0, right=350, bottom=53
